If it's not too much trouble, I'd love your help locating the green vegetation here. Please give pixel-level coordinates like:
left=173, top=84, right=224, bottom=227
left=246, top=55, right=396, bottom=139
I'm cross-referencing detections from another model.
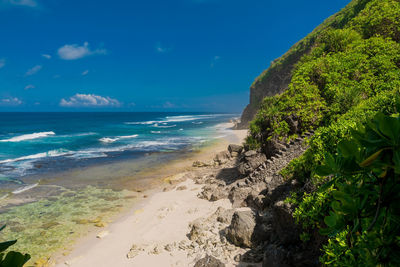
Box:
left=303, top=112, right=400, bottom=266
left=246, top=0, right=400, bottom=264
left=0, top=225, right=30, bottom=267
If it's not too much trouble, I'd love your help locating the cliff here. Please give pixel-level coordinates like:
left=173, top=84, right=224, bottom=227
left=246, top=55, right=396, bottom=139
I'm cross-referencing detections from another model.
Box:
left=237, top=0, right=372, bottom=128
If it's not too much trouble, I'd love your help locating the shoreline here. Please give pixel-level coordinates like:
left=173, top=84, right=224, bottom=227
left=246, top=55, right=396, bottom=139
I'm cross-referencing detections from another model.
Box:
left=52, top=125, right=247, bottom=267
left=50, top=123, right=247, bottom=266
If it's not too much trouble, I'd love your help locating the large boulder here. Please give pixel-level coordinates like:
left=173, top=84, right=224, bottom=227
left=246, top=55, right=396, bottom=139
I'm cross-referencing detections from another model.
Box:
left=194, top=255, right=225, bottom=267
left=226, top=209, right=256, bottom=248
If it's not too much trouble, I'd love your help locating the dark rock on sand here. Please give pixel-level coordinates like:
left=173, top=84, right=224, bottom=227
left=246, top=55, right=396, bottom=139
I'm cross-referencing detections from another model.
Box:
left=226, top=210, right=256, bottom=248
left=194, top=255, right=225, bottom=267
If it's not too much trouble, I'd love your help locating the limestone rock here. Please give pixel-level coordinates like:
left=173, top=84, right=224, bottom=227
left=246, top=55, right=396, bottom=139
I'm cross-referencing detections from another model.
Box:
left=214, top=207, right=234, bottom=224
left=228, top=186, right=252, bottom=208
left=237, top=151, right=267, bottom=176
left=228, top=144, right=243, bottom=154
left=127, top=244, right=144, bottom=259
left=226, top=209, right=256, bottom=248
left=214, top=151, right=230, bottom=165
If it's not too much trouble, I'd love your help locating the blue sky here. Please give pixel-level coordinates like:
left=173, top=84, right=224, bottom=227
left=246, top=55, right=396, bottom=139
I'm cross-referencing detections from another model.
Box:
left=0, top=0, right=350, bottom=112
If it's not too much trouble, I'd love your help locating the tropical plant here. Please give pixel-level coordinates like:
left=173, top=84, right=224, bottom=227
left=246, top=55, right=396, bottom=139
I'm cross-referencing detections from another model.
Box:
left=0, top=225, right=30, bottom=267
left=308, top=112, right=400, bottom=266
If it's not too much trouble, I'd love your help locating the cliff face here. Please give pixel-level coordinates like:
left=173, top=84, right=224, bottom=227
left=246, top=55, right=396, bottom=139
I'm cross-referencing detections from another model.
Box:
left=236, top=46, right=307, bottom=129
left=237, top=0, right=371, bottom=129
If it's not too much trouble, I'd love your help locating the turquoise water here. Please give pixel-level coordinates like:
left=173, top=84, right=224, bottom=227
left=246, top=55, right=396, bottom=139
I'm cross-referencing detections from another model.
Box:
left=0, top=112, right=237, bottom=192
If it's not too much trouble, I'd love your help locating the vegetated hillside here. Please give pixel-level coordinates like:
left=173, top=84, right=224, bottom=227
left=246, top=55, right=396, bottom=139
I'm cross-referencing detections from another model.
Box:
left=237, top=0, right=383, bottom=129
left=245, top=0, right=400, bottom=265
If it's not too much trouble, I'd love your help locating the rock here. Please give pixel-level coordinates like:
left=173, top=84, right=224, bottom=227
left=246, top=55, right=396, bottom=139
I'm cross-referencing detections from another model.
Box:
left=244, top=150, right=257, bottom=157
left=164, top=244, right=173, bottom=252
left=234, top=254, right=242, bottom=262
left=194, top=255, right=225, bottom=267
left=214, top=207, right=234, bottom=224
left=271, top=201, right=300, bottom=245
left=94, top=221, right=107, bottom=227
left=150, top=245, right=162, bottom=255
left=193, top=160, right=213, bottom=167
left=237, top=151, right=267, bottom=176
left=96, top=231, right=109, bottom=239
left=214, top=151, right=230, bottom=165
left=127, top=244, right=144, bottom=259
left=226, top=209, right=256, bottom=248
left=231, top=151, right=239, bottom=157
left=245, top=193, right=266, bottom=211
left=228, top=186, right=252, bottom=208
left=188, top=222, right=206, bottom=241
left=228, top=144, right=243, bottom=154
left=262, top=244, right=290, bottom=267
left=198, top=184, right=217, bottom=200
left=210, top=186, right=229, bottom=201
left=176, top=185, right=187, bottom=191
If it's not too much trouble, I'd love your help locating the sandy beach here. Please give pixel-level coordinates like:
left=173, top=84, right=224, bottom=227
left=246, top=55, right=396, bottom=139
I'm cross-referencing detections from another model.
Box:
left=52, top=125, right=248, bottom=267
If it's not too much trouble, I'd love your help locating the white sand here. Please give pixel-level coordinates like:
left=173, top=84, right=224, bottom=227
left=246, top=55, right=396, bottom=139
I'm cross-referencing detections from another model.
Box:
left=59, top=179, right=232, bottom=267
left=56, top=126, right=248, bottom=267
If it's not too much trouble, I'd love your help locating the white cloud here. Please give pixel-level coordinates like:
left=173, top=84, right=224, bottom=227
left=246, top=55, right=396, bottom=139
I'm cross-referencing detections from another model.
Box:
left=42, top=54, right=51, bottom=59
left=81, top=70, right=89, bottom=76
left=25, top=65, right=42, bottom=76
left=2, top=0, right=37, bottom=7
left=24, top=84, right=35, bottom=90
left=156, top=43, right=171, bottom=53
left=0, top=97, right=22, bottom=106
left=57, top=42, right=106, bottom=60
left=0, top=59, right=5, bottom=68
left=60, top=93, right=121, bottom=107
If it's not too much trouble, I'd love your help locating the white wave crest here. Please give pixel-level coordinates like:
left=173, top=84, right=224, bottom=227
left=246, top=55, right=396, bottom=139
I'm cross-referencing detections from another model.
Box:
left=0, top=149, right=71, bottom=164
left=153, top=124, right=176, bottom=128
left=99, top=134, right=138, bottom=143
left=0, top=131, right=56, bottom=142
left=125, top=121, right=158, bottom=125
left=12, top=183, right=38, bottom=194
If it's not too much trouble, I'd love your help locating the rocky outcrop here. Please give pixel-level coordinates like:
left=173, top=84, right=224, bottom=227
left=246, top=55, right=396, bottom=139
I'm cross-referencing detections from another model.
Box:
left=189, top=132, right=319, bottom=265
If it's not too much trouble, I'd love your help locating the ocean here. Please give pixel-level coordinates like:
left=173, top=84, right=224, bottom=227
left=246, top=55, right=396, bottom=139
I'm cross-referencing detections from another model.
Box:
left=0, top=112, right=239, bottom=260
left=0, top=112, right=237, bottom=194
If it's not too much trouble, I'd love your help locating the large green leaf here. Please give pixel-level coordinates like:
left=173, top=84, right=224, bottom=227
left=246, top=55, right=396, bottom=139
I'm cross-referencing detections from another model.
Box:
left=0, top=251, right=30, bottom=267
left=360, top=149, right=384, bottom=167
left=315, top=165, right=334, bottom=176
left=338, top=140, right=359, bottom=158
left=0, top=241, right=17, bottom=254
left=324, top=213, right=337, bottom=228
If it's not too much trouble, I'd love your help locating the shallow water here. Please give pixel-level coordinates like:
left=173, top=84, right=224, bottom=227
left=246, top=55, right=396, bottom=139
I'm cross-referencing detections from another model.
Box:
left=0, top=112, right=238, bottom=264
left=0, top=185, right=136, bottom=264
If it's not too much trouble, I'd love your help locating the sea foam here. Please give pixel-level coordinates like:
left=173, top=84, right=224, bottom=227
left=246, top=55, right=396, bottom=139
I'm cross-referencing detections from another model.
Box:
left=99, top=134, right=138, bottom=143
left=0, top=131, right=56, bottom=142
